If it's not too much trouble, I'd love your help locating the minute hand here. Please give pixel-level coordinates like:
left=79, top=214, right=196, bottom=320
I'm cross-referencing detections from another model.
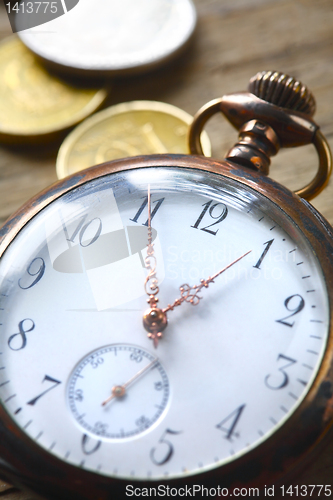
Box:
left=144, top=184, right=160, bottom=308
left=163, top=250, right=252, bottom=313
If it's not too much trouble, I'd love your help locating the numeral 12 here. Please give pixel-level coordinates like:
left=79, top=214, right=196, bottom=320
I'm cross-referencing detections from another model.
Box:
left=192, top=200, right=228, bottom=235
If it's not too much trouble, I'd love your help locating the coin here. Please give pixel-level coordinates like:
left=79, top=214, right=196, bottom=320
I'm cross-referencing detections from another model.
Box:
left=0, top=481, right=12, bottom=493
left=56, top=101, right=211, bottom=178
left=18, top=0, right=197, bottom=78
left=0, top=36, right=108, bottom=144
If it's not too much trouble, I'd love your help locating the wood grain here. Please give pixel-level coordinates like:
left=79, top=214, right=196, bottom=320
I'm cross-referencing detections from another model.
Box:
left=0, top=0, right=333, bottom=498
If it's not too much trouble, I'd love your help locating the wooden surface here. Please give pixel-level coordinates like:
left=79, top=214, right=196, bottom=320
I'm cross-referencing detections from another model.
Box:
left=0, top=0, right=333, bottom=498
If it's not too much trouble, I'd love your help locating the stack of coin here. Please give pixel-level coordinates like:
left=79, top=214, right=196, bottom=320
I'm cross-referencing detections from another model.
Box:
left=0, top=0, right=210, bottom=173
left=1, top=0, right=199, bottom=152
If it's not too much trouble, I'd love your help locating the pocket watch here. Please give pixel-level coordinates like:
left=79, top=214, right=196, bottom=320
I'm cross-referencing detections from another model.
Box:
left=0, top=71, right=332, bottom=499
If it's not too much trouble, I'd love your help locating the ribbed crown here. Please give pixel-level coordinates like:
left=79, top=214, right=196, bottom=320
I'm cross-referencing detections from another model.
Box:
left=248, top=70, right=316, bottom=116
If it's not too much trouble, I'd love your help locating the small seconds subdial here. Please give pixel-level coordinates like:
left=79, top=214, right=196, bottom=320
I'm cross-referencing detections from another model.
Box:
left=67, top=345, right=169, bottom=440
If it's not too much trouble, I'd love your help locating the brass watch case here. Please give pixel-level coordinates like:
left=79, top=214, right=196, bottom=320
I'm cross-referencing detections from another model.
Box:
left=0, top=154, right=332, bottom=499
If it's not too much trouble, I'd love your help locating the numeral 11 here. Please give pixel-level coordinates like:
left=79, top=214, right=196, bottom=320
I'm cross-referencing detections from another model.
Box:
left=130, top=197, right=165, bottom=226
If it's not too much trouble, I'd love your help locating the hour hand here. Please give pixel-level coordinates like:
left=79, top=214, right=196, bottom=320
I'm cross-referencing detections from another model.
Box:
left=162, top=282, right=206, bottom=314
left=163, top=250, right=252, bottom=313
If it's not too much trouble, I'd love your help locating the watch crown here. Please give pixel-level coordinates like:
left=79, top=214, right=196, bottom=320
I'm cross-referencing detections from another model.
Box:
left=248, top=70, right=316, bottom=117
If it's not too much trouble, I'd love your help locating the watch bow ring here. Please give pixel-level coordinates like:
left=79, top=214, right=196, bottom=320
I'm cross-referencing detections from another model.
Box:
left=189, top=70, right=332, bottom=200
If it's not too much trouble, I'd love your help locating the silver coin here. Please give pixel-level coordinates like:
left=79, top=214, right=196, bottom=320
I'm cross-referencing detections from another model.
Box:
left=17, top=0, right=197, bottom=77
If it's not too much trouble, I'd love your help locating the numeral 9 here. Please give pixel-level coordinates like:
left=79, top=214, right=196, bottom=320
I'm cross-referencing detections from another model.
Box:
left=18, top=257, right=45, bottom=290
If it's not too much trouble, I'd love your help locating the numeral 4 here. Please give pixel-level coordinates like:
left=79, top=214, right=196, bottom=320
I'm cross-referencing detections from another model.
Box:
left=216, top=404, right=246, bottom=441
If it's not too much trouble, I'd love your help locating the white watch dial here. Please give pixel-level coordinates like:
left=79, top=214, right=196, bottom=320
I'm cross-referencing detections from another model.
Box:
left=0, top=167, right=329, bottom=480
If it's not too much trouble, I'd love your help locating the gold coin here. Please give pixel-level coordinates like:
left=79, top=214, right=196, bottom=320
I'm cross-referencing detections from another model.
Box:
left=0, top=481, right=12, bottom=493
left=56, top=101, right=211, bottom=178
left=0, top=36, right=108, bottom=144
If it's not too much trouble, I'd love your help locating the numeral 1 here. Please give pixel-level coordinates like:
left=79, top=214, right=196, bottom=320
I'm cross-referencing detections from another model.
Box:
left=253, top=239, right=274, bottom=269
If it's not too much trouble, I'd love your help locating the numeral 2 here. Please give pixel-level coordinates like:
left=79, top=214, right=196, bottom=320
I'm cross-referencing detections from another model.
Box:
left=276, top=294, right=305, bottom=327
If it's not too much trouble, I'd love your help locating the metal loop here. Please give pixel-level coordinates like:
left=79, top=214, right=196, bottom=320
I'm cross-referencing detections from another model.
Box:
left=188, top=100, right=332, bottom=201
left=294, top=130, right=332, bottom=201
left=188, top=98, right=223, bottom=156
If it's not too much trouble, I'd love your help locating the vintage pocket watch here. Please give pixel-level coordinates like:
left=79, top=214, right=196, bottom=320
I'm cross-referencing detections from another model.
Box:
left=0, top=71, right=332, bottom=499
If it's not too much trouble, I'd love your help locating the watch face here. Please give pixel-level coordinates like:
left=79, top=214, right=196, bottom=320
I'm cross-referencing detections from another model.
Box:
left=0, top=163, right=330, bottom=484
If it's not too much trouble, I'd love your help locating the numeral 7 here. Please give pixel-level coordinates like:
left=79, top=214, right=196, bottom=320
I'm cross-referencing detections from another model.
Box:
left=27, top=375, right=61, bottom=406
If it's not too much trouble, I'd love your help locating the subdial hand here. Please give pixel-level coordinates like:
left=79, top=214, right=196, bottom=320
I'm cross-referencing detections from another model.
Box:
left=163, top=250, right=252, bottom=313
left=101, top=358, right=158, bottom=407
